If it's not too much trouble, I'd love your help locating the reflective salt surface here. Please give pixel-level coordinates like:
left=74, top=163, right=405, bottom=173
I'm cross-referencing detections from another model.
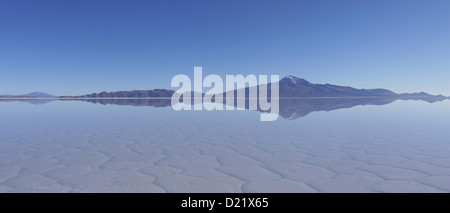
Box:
left=1, top=99, right=450, bottom=192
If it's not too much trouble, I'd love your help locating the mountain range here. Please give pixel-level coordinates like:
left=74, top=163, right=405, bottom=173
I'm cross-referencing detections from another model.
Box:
left=231, top=75, right=447, bottom=99
left=2, top=76, right=448, bottom=100
left=2, top=76, right=449, bottom=120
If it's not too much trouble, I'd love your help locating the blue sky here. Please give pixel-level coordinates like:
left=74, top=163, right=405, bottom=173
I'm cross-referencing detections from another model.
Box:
left=1, top=0, right=449, bottom=96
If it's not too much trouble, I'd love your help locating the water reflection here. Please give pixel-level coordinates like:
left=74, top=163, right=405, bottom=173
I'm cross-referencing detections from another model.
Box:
left=1, top=96, right=446, bottom=120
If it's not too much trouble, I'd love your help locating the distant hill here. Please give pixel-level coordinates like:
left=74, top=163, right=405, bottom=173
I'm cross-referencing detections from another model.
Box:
left=0, top=91, right=55, bottom=98
left=21, top=91, right=56, bottom=98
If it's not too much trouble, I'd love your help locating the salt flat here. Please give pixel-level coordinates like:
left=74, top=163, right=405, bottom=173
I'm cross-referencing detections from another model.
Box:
left=0, top=100, right=450, bottom=192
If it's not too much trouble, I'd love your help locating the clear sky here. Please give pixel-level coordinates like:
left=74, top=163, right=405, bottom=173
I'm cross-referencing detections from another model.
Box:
left=1, top=0, right=450, bottom=96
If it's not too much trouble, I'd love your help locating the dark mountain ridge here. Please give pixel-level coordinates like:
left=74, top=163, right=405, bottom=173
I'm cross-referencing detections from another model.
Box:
left=59, top=89, right=174, bottom=98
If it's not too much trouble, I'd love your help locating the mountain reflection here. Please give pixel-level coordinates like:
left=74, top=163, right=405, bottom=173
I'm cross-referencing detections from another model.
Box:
left=277, top=98, right=396, bottom=120
left=1, top=96, right=446, bottom=120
